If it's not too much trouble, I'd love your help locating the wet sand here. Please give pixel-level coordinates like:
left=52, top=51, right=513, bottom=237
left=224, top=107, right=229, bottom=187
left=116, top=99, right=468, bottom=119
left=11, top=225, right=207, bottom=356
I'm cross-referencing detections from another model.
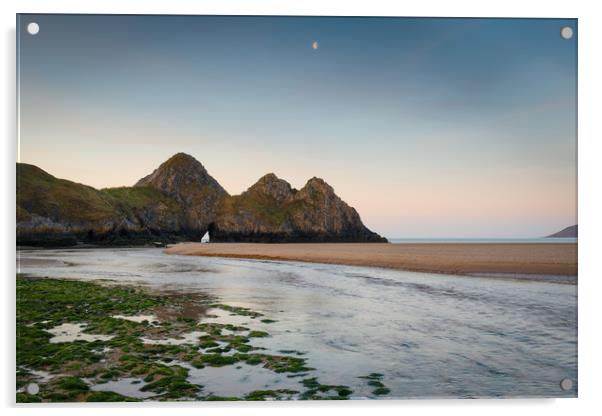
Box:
left=165, top=243, right=577, bottom=278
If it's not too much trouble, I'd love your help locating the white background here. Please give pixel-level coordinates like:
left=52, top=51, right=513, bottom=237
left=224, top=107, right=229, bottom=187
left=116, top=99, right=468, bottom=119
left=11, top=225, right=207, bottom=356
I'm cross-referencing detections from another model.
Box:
left=1, top=1, right=600, bottom=415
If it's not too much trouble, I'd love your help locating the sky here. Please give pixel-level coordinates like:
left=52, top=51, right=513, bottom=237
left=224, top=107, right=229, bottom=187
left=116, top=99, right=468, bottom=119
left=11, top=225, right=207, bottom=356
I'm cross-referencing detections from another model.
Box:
left=17, top=15, right=577, bottom=238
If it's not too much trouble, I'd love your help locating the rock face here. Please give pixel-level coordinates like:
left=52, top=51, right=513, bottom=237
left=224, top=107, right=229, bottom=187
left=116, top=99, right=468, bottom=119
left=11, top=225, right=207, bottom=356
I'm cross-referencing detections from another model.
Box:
left=17, top=163, right=124, bottom=246
left=17, top=153, right=386, bottom=246
left=135, top=153, right=228, bottom=233
left=547, top=225, right=578, bottom=238
left=17, top=162, right=191, bottom=246
left=211, top=174, right=387, bottom=242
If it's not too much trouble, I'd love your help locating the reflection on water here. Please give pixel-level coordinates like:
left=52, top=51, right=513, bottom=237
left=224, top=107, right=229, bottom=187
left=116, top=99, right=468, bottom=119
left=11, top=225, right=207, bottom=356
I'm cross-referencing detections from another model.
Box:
left=18, top=248, right=577, bottom=398
left=112, top=314, right=159, bottom=324
left=140, top=330, right=208, bottom=346
left=169, top=360, right=301, bottom=398
left=47, top=322, right=114, bottom=344
left=89, top=377, right=156, bottom=399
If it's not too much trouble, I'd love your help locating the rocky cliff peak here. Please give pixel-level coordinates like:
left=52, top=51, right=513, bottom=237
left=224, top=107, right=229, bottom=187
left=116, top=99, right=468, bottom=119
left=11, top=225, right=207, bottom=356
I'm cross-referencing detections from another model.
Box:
left=162, top=152, right=203, bottom=169
left=135, top=153, right=228, bottom=200
left=256, top=173, right=281, bottom=183
left=212, top=172, right=387, bottom=243
left=245, top=173, right=295, bottom=202
left=301, top=177, right=334, bottom=194
left=294, top=177, right=339, bottom=204
left=134, top=153, right=228, bottom=232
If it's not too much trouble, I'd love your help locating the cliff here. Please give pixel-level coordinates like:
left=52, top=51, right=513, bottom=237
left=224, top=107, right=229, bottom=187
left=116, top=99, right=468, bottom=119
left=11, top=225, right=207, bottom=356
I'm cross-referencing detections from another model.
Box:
left=16, top=154, right=386, bottom=246
left=134, top=152, right=229, bottom=233
left=212, top=174, right=386, bottom=242
left=546, top=225, right=578, bottom=238
left=17, top=162, right=193, bottom=246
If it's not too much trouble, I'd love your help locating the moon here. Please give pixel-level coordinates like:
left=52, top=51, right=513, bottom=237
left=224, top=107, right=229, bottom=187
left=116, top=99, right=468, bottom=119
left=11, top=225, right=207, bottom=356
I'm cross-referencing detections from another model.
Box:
left=312, top=41, right=319, bottom=50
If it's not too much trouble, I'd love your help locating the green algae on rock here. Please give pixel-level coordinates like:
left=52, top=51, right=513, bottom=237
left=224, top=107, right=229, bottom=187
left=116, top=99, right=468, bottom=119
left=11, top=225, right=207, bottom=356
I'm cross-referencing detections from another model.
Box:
left=359, top=373, right=391, bottom=396
left=16, top=275, right=351, bottom=402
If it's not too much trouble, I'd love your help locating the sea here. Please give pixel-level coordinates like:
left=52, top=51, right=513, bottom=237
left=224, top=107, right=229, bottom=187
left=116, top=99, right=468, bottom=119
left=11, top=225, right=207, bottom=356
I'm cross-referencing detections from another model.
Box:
left=388, top=238, right=577, bottom=244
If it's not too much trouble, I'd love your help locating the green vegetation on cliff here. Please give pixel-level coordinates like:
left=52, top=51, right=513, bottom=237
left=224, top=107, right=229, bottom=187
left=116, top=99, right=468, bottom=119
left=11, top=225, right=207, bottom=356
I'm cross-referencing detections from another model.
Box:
left=17, top=163, right=119, bottom=225
left=213, top=173, right=386, bottom=242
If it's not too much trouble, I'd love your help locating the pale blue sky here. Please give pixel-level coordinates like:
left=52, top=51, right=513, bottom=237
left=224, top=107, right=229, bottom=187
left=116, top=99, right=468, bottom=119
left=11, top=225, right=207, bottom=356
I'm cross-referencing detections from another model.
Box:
left=18, top=15, right=577, bottom=238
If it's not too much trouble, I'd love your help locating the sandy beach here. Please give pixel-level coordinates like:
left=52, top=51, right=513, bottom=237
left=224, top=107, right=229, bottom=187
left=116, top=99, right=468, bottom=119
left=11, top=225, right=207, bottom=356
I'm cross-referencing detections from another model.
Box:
left=165, top=242, right=577, bottom=277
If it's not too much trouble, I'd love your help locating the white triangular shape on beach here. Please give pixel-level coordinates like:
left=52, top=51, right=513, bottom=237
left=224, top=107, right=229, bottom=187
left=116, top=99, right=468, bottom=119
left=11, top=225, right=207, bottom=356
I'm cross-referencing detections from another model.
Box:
left=201, top=231, right=210, bottom=243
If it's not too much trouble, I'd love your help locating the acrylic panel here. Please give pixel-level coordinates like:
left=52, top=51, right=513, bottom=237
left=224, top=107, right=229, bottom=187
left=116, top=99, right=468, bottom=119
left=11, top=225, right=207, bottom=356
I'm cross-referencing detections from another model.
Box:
left=16, top=14, right=577, bottom=402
